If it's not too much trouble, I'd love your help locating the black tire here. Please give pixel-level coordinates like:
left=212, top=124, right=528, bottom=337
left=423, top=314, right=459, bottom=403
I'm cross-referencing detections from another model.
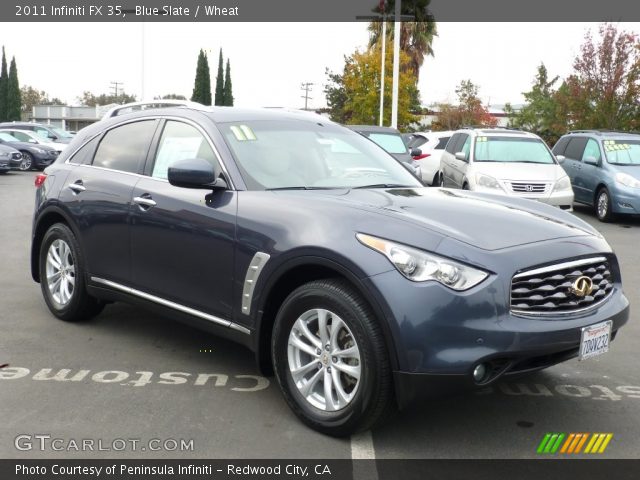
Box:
left=595, top=187, right=614, bottom=222
left=272, top=279, right=394, bottom=437
left=462, top=182, right=470, bottom=190
left=432, top=172, right=441, bottom=187
left=39, top=223, right=104, bottom=322
left=19, top=152, right=33, bottom=171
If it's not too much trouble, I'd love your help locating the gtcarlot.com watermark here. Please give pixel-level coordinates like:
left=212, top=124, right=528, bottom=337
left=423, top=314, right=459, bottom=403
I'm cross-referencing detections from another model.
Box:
left=15, top=434, right=194, bottom=453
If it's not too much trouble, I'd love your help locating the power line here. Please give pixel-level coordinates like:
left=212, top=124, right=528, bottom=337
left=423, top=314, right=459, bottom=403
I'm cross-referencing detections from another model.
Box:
left=301, top=82, right=313, bottom=110
left=110, top=81, right=124, bottom=98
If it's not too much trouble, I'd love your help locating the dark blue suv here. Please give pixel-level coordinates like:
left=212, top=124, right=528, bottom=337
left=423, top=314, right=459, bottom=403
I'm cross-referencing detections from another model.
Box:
left=31, top=104, right=629, bottom=436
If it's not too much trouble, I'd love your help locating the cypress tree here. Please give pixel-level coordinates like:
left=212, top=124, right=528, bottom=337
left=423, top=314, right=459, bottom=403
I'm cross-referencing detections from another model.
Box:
left=214, top=49, right=224, bottom=106
left=8, top=57, right=21, bottom=121
left=191, top=49, right=212, bottom=106
left=223, top=59, right=234, bottom=106
left=0, top=47, right=8, bottom=121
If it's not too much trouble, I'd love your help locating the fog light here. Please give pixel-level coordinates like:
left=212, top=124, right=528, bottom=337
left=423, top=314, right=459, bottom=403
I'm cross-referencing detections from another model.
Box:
left=473, top=363, right=487, bottom=383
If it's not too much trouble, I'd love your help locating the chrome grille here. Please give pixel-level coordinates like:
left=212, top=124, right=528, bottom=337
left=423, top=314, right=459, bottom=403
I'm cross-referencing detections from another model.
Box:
left=511, top=257, right=613, bottom=315
left=509, top=182, right=548, bottom=193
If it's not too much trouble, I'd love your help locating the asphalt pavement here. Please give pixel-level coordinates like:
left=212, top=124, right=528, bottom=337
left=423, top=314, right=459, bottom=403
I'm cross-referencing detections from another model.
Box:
left=1, top=170, right=638, bottom=461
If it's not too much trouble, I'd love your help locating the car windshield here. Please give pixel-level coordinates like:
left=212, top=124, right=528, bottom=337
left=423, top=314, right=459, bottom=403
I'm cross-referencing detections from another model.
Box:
left=0, top=132, right=18, bottom=142
left=365, top=133, right=408, bottom=154
left=219, top=120, right=422, bottom=190
left=50, top=127, right=73, bottom=138
left=603, top=139, right=640, bottom=166
left=474, top=136, right=555, bottom=164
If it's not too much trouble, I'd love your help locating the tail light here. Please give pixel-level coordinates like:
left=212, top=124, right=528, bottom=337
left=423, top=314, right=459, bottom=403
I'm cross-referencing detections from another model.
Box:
left=413, top=153, right=431, bottom=160
left=35, top=173, right=47, bottom=188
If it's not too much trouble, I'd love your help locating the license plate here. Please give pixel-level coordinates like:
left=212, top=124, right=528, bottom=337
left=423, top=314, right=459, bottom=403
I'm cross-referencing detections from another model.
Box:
left=579, top=320, right=612, bottom=360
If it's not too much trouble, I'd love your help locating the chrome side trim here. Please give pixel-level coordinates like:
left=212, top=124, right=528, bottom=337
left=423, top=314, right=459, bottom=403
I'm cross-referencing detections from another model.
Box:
left=241, top=252, right=271, bottom=315
left=91, top=277, right=250, bottom=335
left=512, top=256, right=608, bottom=280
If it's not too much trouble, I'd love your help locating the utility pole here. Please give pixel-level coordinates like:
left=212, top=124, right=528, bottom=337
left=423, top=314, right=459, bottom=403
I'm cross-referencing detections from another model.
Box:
left=110, top=81, right=123, bottom=100
left=301, top=82, right=313, bottom=110
left=390, top=0, right=401, bottom=129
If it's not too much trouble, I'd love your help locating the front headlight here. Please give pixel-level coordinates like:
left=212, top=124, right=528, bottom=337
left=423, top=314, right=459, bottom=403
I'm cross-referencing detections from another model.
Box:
left=553, top=175, right=572, bottom=192
left=615, top=172, right=640, bottom=189
left=356, top=233, right=489, bottom=290
left=475, top=173, right=503, bottom=190
left=33, top=148, right=46, bottom=154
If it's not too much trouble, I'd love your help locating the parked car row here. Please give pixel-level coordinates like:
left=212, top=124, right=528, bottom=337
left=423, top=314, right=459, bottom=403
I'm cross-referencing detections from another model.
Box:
left=406, top=126, right=639, bottom=222
left=0, top=122, right=72, bottom=172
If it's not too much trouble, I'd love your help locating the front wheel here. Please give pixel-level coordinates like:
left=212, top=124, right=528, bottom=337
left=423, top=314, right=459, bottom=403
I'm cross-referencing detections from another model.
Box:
left=39, top=223, right=104, bottom=322
left=272, top=279, right=394, bottom=437
left=596, top=188, right=614, bottom=222
left=19, top=152, right=33, bottom=171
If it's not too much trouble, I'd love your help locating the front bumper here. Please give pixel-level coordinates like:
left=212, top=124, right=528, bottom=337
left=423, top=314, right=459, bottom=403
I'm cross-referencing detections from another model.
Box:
left=363, top=237, right=630, bottom=408
left=610, top=185, right=640, bottom=215
left=474, top=186, right=574, bottom=210
left=32, top=152, right=58, bottom=168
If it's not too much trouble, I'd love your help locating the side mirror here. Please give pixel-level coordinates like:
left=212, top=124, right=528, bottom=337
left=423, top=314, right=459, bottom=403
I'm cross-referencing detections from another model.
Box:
left=455, top=151, right=467, bottom=161
left=28, top=139, right=38, bottom=144
left=583, top=156, right=599, bottom=166
left=168, top=158, right=223, bottom=189
left=410, top=147, right=422, bottom=157
left=555, top=155, right=566, bottom=163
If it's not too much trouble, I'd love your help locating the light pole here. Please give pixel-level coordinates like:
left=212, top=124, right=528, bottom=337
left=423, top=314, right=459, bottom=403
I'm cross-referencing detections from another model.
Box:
left=390, top=0, right=401, bottom=129
left=379, top=8, right=386, bottom=126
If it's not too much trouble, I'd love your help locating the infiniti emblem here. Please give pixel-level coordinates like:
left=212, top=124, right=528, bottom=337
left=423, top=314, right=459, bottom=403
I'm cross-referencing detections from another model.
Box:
left=571, top=276, right=594, bottom=298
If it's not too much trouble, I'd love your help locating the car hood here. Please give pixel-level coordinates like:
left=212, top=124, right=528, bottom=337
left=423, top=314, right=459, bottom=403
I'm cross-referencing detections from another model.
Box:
left=611, top=164, right=640, bottom=179
left=472, top=162, right=565, bottom=182
left=283, top=187, right=599, bottom=251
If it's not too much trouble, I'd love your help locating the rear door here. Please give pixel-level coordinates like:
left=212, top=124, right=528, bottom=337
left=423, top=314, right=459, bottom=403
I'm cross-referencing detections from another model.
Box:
left=129, top=119, right=237, bottom=322
left=441, top=133, right=460, bottom=187
left=59, top=120, right=158, bottom=285
left=450, top=134, right=471, bottom=188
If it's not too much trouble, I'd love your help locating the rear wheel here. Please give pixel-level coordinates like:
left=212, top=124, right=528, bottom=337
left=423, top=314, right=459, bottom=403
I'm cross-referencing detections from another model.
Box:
left=39, top=223, right=104, bottom=322
left=432, top=172, right=441, bottom=187
left=19, top=152, right=33, bottom=171
left=272, top=279, right=394, bottom=437
left=596, top=187, right=613, bottom=222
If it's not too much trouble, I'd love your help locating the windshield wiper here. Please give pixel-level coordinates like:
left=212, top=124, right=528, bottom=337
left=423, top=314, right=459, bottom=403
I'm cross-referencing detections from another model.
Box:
left=353, top=183, right=416, bottom=189
left=266, top=186, right=342, bottom=191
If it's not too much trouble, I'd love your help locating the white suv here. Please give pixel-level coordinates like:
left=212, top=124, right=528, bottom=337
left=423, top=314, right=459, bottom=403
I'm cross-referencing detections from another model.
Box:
left=407, top=131, right=453, bottom=185
left=440, top=128, right=574, bottom=210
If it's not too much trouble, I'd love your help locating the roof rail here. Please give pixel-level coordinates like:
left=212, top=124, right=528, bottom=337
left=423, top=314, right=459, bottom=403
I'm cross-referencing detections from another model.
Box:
left=101, top=100, right=211, bottom=120
left=461, top=125, right=522, bottom=131
left=568, top=129, right=639, bottom=135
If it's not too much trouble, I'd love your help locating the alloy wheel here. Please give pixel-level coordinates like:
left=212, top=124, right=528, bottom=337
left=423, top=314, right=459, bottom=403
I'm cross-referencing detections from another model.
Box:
left=45, top=239, right=76, bottom=306
left=597, top=190, right=609, bottom=220
left=287, top=308, right=361, bottom=411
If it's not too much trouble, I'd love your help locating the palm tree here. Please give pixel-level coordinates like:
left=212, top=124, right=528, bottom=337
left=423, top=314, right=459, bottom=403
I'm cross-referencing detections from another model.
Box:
left=367, top=1, right=437, bottom=80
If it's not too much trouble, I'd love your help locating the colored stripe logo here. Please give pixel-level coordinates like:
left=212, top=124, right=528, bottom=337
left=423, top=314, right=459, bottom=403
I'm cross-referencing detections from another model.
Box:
left=537, top=433, right=613, bottom=454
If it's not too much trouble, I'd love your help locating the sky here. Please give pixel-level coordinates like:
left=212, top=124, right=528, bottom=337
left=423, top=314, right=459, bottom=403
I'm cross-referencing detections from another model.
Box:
left=1, top=22, right=639, bottom=109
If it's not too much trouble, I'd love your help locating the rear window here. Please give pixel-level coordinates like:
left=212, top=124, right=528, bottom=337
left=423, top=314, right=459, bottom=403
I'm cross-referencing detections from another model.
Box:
left=366, top=133, right=408, bottom=154
left=564, top=137, right=588, bottom=160
left=435, top=137, right=450, bottom=149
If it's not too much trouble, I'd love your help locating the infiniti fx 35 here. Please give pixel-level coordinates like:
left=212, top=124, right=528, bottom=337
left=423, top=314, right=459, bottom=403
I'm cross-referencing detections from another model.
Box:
left=32, top=104, right=629, bottom=436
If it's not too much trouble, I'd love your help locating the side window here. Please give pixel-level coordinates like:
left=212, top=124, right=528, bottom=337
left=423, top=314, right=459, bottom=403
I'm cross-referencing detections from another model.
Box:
left=435, top=137, right=450, bottom=149
left=408, top=136, right=427, bottom=149
left=454, top=134, right=469, bottom=156
left=68, top=136, right=100, bottom=165
left=11, top=131, right=31, bottom=142
left=564, top=137, right=589, bottom=160
left=151, top=121, right=217, bottom=180
left=34, top=127, right=51, bottom=139
left=552, top=136, right=570, bottom=155
left=445, top=134, right=460, bottom=154
left=93, top=121, right=156, bottom=174
left=582, top=139, right=601, bottom=163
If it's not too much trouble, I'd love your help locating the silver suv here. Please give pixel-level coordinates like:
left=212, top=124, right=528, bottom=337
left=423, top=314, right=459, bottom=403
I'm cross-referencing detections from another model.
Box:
left=440, top=127, right=574, bottom=210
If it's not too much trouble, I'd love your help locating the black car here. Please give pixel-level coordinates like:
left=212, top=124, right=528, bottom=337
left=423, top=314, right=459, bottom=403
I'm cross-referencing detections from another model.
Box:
left=32, top=104, right=629, bottom=436
left=0, top=144, right=23, bottom=173
left=0, top=132, right=59, bottom=170
left=347, top=125, right=422, bottom=178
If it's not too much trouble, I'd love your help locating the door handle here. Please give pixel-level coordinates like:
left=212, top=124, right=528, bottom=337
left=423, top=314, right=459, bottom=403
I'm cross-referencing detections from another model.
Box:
left=133, top=196, right=157, bottom=209
left=68, top=182, right=85, bottom=193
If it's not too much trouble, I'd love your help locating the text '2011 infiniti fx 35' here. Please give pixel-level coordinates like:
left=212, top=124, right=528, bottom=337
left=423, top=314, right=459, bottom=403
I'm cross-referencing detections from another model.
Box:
left=31, top=103, right=629, bottom=436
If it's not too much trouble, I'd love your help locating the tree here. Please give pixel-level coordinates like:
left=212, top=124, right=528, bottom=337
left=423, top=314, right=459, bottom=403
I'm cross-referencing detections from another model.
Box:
left=155, top=94, right=187, bottom=100
left=190, top=49, right=212, bottom=106
left=332, top=43, right=418, bottom=129
left=0, top=47, right=7, bottom=121
left=509, top=64, right=566, bottom=144
left=222, top=58, right=234, bottom=106
left=367, top=0, right=437, bottom=80
left=567, top=23, right=640, bottom=131
left=78, top=91, right=136, bottom=106
left=7, top=57, right=21, bottom=121
left=214, top=49, right=225, bottom=106
left=431, top=80, right=496, bottom=131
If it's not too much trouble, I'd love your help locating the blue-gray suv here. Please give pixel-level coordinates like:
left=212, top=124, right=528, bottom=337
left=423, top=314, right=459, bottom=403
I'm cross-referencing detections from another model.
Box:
left=31, top=104, right=629, bottom=436
left=553, top=130, right=640, bottom=222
